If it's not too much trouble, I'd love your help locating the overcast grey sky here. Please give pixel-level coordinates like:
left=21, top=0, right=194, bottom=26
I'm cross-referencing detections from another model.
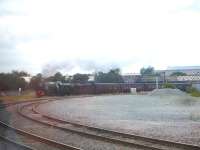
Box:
left=0, top=0, right=200, bottom=75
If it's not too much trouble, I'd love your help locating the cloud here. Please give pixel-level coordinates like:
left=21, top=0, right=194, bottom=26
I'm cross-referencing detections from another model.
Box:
left=1, top=0, right=200, bottom=74
left=0, top=31, right=15, bottom=49
left=185, top=0, right=200, bottom=12
left=42, top=59, right=125, bottom=76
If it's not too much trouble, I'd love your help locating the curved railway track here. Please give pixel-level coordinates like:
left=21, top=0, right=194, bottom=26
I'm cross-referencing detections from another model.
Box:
left=0, top=120, right=82, bottom=150
left=0, top=134, right=34, bottom=150
left=18, top=100, right=200, bottom=150
left=0, top=99, right=82, bottom=150
left=1, top=97, right=139, bottom=150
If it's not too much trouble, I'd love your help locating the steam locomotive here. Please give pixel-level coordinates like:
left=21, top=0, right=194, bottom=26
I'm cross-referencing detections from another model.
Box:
left=35, top=81, right=162, bottom=97
left=35, top=80, right=191, bottom=97
left=36, top=82, right=131, bottom=97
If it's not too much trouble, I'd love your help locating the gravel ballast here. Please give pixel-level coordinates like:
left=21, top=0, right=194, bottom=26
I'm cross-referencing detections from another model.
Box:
left=37, top=94, right=200, bottom=146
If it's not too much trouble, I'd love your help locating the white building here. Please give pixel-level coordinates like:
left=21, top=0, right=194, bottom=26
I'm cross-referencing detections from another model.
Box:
left=122, top=73, right=140, bottom=83
left=156, top=66, right=200, bottom=76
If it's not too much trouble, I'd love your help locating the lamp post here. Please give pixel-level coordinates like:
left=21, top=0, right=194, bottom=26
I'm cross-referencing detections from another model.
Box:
left=156, top=76, right=159, bottom=89
left=163, top=71, right=166, bottom=84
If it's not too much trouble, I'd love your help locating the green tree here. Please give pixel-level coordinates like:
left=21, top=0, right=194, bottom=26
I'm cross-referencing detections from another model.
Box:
left=170, top=72, right=187, bottom=76
left=72, top=73, right=89, bottom=83
left=95, top=68, right=124, bottom=83
left=45, top=72, right=65, bottom=82
left=12, top=70, right=30, bottom=77
left=30, top=73, right=43, bottom=89
left=0, top=71, right=28, bottom=91
left=140, top=66, right=155, bottom=75
left=54, top=72, right=65, bottom=81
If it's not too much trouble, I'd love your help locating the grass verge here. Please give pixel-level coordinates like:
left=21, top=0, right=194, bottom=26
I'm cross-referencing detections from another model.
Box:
left=0, top=90, right=36, bottom=102
left=187, top=87, right=200, bottom=97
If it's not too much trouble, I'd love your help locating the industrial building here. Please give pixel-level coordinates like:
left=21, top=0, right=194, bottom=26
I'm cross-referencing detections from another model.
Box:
left=156, top=66, right=200, bottom=76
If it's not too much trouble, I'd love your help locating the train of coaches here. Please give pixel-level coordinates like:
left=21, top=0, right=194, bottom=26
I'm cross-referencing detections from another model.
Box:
left=36, top=81, right=191, bottom=97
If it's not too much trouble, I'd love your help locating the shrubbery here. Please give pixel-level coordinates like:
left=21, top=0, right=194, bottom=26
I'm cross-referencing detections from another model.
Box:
left=0, top=71, right=28, bottom=91
left=186, top=87, right=200, bottom=97
left=95, top=68, right=124, bottom=83
left=162, top=83, right=176, bottom=89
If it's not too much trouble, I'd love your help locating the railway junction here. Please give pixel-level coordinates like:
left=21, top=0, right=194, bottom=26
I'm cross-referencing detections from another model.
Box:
left=0, top=91, right=200, bottom=150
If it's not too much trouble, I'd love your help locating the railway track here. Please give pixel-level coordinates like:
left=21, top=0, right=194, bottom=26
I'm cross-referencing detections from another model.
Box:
left=0, top=134, right=34, bottom=150
left=0, top=100, right=83, bottom=150
left=19, top=100, right=200, bottom=150
left=0, top=95, right=92, bottom=108
left=1, top=98, right=139, bottom=150
left=0, top=120, right=82, bottom=150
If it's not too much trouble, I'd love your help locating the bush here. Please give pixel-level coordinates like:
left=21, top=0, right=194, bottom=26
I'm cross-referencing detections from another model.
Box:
left=186, top=87, right=200, bottom=97
left=162, top=83, right=176, bottom=89
left=0, top=72, right=27, bottom=91
left=170, top=72, right=187, bottom=76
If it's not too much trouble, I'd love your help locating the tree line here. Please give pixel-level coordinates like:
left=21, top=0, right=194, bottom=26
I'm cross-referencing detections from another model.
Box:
left=0, top=71, right=29, bottom=91
left=0, top=66, right=188, bottom=91
left=0, top=68, right=124, bottom=91
left=31, top=68, right=124, bottom=89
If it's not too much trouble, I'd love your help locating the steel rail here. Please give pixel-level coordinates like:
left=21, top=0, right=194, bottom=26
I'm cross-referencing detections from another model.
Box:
left=17, top=101, right=199, bottom=150
left=0, top=100, right=83, bottom=150
left=18, top=103, right=161, bottom=150
left=0, top=134, right=35, bottom=150
left=31, top=101, right=200, bottom=150
left=0, top=95, right=92, bottom=109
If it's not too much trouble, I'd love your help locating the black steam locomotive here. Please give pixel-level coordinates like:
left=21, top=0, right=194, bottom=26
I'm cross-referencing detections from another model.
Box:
left=42, top=82, right=131, bottom=96
left=35, top=81, right=191, bottom=97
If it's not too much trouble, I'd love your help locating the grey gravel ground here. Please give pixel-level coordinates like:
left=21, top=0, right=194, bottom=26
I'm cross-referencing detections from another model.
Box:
left=148, top=88, right=187, bottom=96
left=0, top=139, right=27, bottom=150
left=36, top=94, right=200, bottom=146
left=0, top=107, right=63, bottom=150
left=0, top=104, right=138, bottom=150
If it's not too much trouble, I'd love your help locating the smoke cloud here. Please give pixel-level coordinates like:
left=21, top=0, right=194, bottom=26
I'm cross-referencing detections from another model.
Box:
left=42, top=60, right=121, bottom=77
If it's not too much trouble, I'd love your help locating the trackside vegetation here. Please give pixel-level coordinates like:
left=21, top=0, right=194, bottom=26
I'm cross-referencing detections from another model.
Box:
left=186, top=87, right=200, bottom=97
left=162, top=83, right=176, bottom=89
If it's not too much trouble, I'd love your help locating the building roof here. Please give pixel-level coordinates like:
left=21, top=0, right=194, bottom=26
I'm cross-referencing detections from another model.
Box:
left=122, top=73, right=140, bottom=76
left=167, top=66, right=200, bottom=70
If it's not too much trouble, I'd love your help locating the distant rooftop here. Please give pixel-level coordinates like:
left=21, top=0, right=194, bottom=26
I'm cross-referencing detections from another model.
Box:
left=122, top=73, right=140, bottom=76
left=167, top=66, right=200, bottom=70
